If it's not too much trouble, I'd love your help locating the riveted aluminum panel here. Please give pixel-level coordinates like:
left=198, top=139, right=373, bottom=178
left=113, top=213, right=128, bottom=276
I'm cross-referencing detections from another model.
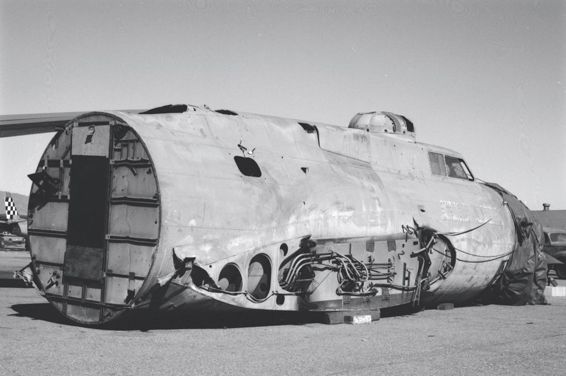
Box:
left=104, top=276, right=144, bottom=305
left=111, top=166, right=157, bottom=198
left=108, top=205, right=159, bottom=239
left=30, top=202, right=69, bottom=232
left=71, top=125, right=110, bottom=157
left=106, top=243, right=154, bottom=277
left=67, top=284, right=83, bottom=299
left=85, top=287, right=102, bottom=302
left=30, top=236, right=66, bottom=265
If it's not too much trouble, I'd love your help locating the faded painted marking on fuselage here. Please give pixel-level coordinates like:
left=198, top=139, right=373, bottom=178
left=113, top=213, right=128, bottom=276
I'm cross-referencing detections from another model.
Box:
left=439, top=200, right=502, bottom=225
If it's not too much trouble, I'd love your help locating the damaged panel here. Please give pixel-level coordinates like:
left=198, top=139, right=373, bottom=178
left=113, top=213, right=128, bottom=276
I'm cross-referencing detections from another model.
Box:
left=44, top=166, right=70, bottom=197
left=42, top=129, right=72, bottom=160
left=37, top=264, right=64, bottom=296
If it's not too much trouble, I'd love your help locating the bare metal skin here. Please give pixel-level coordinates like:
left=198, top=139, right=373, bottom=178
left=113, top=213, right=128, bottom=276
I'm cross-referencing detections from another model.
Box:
left=23, top=107, right=515, bottom=325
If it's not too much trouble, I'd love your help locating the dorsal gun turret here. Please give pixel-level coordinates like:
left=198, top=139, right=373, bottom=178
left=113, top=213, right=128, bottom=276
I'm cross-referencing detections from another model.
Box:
left=348, top=111, right=415, bottom=139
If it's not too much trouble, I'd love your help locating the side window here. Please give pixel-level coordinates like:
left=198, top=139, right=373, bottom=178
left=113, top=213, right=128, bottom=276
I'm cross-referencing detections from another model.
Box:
left=428, top=152, right=446, bottom=176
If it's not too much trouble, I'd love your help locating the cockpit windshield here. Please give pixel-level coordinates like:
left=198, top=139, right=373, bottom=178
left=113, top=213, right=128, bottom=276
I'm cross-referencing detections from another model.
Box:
left=550, top=232, right=566, bottom=243
left=429, top=152, right=474, bottom=181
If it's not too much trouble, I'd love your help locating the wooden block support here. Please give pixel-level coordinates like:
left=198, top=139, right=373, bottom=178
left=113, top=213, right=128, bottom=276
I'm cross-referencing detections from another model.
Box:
left=344, top=314, right=372, bottom=325
left=545, top=286, right=566, bottom=297
left=318, top=309, right=380, bottom=324
left=437, top=302, right=454, bottom=310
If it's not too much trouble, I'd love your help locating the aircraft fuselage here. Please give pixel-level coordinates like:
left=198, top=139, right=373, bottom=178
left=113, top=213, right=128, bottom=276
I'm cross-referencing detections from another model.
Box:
left=26, top=107, right=515, bottom=325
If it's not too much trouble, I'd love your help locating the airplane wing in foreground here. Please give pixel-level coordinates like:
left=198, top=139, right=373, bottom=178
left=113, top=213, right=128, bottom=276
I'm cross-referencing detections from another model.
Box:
left=0, top=110, right=142, bottom=137
left=0, top=112, right=82, bottom=137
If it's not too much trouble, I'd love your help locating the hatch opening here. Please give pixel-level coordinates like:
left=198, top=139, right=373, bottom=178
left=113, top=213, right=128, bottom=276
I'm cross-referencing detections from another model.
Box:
left=234, top=156, right=262, bottom=177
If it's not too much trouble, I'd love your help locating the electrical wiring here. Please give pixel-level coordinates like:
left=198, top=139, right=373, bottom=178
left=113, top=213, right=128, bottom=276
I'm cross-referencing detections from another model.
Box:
left=431, top=246, right=513, bottom=264
left=440, top=218, right=492, bottom=237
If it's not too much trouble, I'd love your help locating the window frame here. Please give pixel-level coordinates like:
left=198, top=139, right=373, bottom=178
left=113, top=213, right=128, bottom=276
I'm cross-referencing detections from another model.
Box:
left=428, top=152, right=447, bottom=177
left=428, top=151, right=474, bottom=181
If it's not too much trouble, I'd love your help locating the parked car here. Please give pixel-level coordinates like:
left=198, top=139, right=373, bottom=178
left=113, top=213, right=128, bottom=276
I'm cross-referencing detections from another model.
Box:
left=543, top=227, right=566, bottom=279
left=0, top=231, right=26, bottom=251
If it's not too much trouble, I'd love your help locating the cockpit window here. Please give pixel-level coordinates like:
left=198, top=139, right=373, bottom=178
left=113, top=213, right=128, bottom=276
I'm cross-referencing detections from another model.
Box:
left=428, top=152, right=474, bottom=181
left=445, top=156, right=473, bottom=180
left=550, top=232, right=566, bottom=243
left=428, top=152, right=446, bottom=176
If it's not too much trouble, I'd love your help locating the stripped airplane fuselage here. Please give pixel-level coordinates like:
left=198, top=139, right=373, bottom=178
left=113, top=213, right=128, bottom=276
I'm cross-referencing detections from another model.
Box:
left=26, top=107, right=515, bottom=325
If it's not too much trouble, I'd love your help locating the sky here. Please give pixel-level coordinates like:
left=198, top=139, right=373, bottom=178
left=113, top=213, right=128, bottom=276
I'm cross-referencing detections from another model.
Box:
left=0, top=0, right=565, bottom=209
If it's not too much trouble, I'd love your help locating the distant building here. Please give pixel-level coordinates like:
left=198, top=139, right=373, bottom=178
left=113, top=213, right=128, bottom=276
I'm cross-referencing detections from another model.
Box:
left=531, top=203, right=566, bottom=230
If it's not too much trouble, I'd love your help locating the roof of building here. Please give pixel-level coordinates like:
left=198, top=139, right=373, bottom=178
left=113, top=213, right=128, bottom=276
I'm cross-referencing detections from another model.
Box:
left=531, top=210, right=566, bottom=230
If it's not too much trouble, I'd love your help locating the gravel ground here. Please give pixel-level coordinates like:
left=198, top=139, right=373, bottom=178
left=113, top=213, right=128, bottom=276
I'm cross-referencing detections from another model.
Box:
left=1, top=251, right=565, bottom=376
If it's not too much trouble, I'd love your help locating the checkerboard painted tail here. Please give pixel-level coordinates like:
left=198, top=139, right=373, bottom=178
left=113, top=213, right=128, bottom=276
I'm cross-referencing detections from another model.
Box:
left=4, top=195, right=19, bottom=221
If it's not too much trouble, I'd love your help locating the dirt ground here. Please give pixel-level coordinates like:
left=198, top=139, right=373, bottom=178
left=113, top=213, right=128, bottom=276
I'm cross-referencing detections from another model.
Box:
left=1, top=251, right=565, bottom=376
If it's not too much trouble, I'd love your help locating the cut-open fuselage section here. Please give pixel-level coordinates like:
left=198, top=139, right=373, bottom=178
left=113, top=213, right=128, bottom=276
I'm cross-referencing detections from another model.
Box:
left=23, top=107, right=515, bottom=326
left=27, top=114, right=160, bottom=325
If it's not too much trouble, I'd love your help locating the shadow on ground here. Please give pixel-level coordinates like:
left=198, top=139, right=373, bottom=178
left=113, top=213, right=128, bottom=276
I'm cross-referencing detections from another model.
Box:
left=0, top=278, right=31, bottom=288
left=9, top=302, right=419, bottom=330
left=10, top=303, right=69, bottom=325
left=9, top=303, right=319, bottom=330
